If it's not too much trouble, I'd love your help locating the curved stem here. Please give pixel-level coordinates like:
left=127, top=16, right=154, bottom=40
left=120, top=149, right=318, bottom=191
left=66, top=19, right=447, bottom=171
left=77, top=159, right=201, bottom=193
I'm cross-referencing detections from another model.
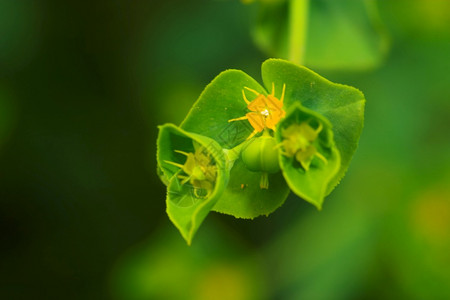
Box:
left=288, top=0, right=309, bottom=65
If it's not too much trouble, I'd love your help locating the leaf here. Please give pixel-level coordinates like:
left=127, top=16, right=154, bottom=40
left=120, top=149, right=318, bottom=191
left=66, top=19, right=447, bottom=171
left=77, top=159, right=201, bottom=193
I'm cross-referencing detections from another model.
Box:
left=180, top=69, right=290, bottom=218
left=306, top=0, right=389, bottom=70
left=181, top=70, right=267, bottom=149
left=275, top=103, right=340, bottom=209
left=262, top=58, right=365, bottom=195
left=212, top=158, right=290, bottom=218
left=157, top=124, right=228, bottom=244
left=251, top=0, right=389, bottom=70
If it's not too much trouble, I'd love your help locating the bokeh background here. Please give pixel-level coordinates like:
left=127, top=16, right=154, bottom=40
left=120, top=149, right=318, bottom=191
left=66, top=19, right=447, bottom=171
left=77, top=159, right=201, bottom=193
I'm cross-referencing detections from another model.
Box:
left=1, top=0, right=449, bottom=299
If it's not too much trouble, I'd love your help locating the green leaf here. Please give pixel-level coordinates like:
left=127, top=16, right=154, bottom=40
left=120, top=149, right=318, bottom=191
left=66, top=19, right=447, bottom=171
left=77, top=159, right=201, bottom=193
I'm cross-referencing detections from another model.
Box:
left=275, top=103, right=340, bottom=209
left=212, top=158, right=290, bottom=218
left=181, top=70, right=267, bottom=149
left=252, top=0, right=389, bottom=70
left=157, top=124, right=229, bottom=244
left=180, top=69, right=290, bottom=218
left=262, top=58, right=365, bottom=195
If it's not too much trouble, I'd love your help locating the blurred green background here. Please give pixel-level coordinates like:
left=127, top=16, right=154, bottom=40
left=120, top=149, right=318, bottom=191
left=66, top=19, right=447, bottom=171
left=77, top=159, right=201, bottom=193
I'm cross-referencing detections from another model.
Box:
left=1, top=0, right=449, bottom=299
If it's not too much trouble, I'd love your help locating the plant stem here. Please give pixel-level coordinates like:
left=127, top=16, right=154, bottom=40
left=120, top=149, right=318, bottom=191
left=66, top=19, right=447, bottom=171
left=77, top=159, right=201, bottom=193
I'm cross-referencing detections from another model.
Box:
left=288, top=0, right=309, bottom=65
left=260, top=172, right=269, bottom=189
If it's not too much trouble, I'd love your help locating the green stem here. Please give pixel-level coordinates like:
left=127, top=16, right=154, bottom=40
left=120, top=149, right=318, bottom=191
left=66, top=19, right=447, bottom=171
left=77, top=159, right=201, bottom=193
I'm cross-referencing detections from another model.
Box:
left=225, top=140, right=250, bottom=162
left=288, top=0, right=309, bottom=65
left=260, top=172, right=269, bottom=189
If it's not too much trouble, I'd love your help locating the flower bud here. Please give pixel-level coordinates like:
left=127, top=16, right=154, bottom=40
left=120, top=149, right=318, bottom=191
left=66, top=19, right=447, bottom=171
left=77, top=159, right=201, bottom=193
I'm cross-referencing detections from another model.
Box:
left=241, top=134, right=280, bottom=174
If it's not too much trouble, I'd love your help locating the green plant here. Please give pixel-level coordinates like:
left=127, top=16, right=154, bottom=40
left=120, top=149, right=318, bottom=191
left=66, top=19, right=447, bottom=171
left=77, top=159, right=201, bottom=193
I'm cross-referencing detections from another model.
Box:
left=249, top=0, right=389, bottom=70
left=157, top=58, right=365, bottom=244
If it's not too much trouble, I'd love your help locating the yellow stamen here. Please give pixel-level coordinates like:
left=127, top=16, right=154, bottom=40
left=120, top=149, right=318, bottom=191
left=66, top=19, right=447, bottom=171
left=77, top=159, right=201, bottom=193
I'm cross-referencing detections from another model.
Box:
left=174, top=150, right=190, bottom=156
left=164, top=160, right=185, bottom=169
left=242, top=89, right=250, bottom=105
left=280, top=83, right=286, bottom=103
left=244, top=86, right=261, bottom=96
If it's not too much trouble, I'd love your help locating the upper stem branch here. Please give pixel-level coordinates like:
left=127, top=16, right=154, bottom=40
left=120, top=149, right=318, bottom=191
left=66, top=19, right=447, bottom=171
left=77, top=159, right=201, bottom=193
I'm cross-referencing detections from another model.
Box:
left=288, top=0, right=309, bottom=65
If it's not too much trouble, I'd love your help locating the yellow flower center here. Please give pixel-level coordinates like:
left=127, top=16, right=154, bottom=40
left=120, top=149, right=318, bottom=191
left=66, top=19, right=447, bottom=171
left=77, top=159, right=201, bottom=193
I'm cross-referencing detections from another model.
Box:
left=228, top=83, right=286, bottom=140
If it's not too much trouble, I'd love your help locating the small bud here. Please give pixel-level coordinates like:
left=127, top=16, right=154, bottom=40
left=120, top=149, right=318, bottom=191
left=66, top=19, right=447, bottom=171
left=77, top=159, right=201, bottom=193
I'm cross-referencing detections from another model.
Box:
left=241, top=133, right=280, bottom=174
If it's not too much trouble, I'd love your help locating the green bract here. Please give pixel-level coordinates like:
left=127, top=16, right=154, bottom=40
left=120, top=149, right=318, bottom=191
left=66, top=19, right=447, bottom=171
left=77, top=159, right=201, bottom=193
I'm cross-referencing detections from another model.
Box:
left=157, top=124, right=228, bottom=245
left=276, top=103, right=340, bottom=209
left=156, top=59, right=365, bottom=243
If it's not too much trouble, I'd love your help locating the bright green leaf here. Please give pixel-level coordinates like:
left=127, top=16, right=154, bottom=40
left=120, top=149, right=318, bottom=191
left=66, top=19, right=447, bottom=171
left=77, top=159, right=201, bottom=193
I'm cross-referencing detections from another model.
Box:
left=262, top=58, right=365, bottom=194
left=275, top=103, right=340, bottom=209
left=212, top=158, right=290, bottom=218
left=180, top=70, right=266, bottom=149
left=157, top=124, right=229, bottom=244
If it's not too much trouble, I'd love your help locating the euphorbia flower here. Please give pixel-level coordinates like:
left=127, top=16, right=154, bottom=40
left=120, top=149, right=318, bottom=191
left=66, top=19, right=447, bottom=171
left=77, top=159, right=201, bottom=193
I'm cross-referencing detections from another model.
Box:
left=228, top=83, right=286, bottom=140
